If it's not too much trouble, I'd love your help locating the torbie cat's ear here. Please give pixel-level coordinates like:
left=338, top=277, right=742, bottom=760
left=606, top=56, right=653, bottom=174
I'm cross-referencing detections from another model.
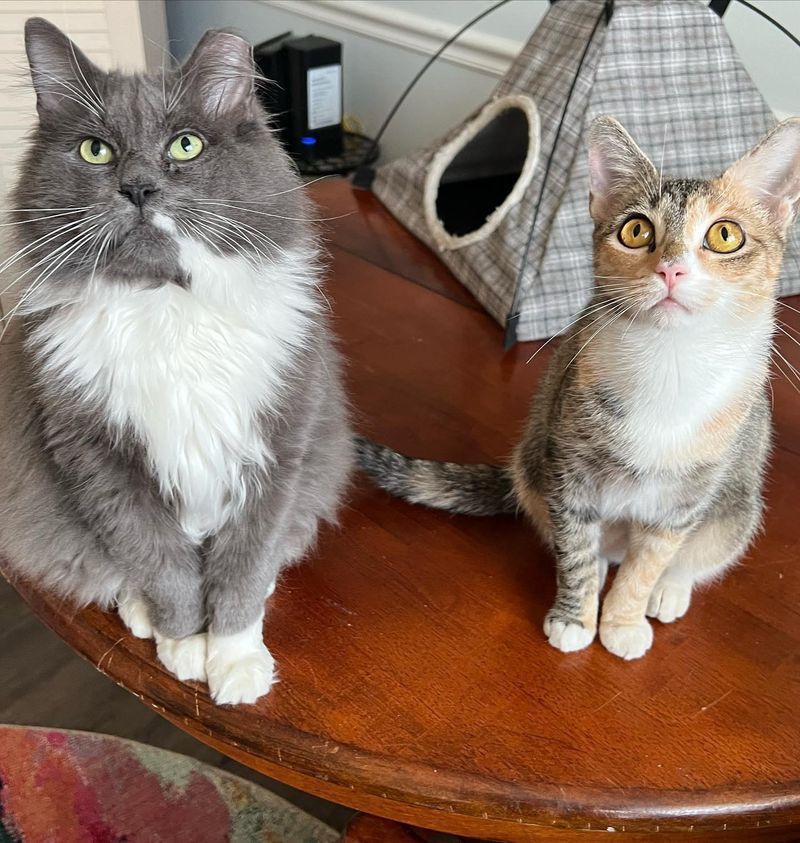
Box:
left=24, top=17, right=104, bottom=119
left=180, top=29, right=255, bottom=117
left=587, top=115, right=657, bottom=221
left=723, top=118, right=800, bottom=231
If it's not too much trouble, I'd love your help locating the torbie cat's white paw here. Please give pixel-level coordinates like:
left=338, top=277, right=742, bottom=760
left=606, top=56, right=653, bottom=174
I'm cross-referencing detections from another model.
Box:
left=647, top=576, right=692, bottom=623
left=117, top=592, right=154, bottom=639
left=155, top=633, right=208, bottom=682
left=599, top=620, right=653, bottom=660
left=544, top=615, right=595, bottom=652
left=206, top=615, right=275, bottom=705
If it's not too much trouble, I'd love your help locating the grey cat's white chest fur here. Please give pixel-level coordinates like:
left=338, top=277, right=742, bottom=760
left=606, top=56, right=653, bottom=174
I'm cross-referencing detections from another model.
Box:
left=32, top=240, right=317, bottom=542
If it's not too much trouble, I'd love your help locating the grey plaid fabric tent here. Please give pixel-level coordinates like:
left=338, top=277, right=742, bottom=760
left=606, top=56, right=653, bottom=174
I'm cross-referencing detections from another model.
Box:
left=372, top=0, right=800, bottom=343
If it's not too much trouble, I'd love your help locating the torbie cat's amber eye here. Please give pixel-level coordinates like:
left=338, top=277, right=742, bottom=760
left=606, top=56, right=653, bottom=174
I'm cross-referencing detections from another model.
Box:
left=618, top=216, right=655, bottom=249
left=79, top=138, right=114, bottom=165
left=704, top=220, right=745, bottom=254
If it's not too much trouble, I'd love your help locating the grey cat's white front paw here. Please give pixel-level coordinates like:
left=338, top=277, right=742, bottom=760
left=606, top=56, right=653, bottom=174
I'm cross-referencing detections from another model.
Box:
left=206, top=615, right=275, bottom=705
left=544, top=614, right=595, bottom=652
left=117, top=592, right=154, bottom=639
left=599, top=620, right=653, bottom=660
left=207, top=646, right=275, bottom=706
left=647, top=576, right=692, bottom=623
left=155, top=633, right=208, bottom=682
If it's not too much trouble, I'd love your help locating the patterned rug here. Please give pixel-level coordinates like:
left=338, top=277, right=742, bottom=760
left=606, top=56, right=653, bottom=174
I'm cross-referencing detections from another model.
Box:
left=0, top=725, right=338, bottom=843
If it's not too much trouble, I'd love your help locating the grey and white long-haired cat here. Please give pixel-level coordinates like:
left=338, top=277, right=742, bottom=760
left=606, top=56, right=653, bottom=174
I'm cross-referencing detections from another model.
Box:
left=359, top=115, right=800, bottom=660
left=0, top=19, right=352, bottom=705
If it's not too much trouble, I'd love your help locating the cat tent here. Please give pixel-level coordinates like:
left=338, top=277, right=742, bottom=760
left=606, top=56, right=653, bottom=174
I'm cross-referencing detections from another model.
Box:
left=371, top=0, right=800, bottom=344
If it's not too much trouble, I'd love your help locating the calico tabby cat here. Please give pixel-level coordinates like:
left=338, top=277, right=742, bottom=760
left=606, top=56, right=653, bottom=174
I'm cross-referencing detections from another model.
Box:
left=359, top=115, right=800, bottom=660
left=0, top=19, right=352, bottom=704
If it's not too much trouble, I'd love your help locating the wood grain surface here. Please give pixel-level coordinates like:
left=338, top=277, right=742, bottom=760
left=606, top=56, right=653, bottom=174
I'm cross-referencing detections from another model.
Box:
left=340, top=813, right=426, bottom=842
left=2, top=178, right=799, bottom=842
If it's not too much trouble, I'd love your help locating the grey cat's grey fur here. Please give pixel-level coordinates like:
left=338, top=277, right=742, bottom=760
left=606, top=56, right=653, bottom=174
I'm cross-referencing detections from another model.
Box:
left=0, top=19, right=352, bottom=703
left=359, top=116, right=800, bottom=661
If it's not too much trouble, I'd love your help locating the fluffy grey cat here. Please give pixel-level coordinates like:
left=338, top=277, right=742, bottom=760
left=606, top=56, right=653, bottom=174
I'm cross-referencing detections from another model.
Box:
left=0, top=19, right=352, bottom=705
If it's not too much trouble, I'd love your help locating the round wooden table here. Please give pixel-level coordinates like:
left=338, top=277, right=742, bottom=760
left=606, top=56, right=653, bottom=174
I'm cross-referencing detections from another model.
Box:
left=3, top=180, right=800, bottom=842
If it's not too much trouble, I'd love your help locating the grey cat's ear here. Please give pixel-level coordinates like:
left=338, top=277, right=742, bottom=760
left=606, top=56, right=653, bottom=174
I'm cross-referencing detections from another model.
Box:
left=24, top=17, right=104, bottom=118
left=587, top=116, right=657, bottom=220
left=180, top=30, right=255, bottom=116
left=724, top=118, right=800, bottom=230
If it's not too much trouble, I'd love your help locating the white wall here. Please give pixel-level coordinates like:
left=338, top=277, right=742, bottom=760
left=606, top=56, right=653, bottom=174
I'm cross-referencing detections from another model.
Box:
left=164, top=0, right=800, bottom=163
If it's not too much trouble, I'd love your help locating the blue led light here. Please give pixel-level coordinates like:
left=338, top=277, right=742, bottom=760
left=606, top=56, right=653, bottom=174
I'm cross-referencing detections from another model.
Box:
left=300, top=136, right=317, bottom=146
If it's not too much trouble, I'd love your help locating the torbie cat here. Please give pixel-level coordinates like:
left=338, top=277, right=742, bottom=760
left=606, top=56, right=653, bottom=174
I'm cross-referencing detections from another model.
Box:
left=359, top=115, right=800, bottom=659
left=0, top=19, right=352, bottom=704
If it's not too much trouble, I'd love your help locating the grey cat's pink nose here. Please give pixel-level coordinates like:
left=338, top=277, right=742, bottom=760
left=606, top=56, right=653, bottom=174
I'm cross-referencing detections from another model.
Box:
left=656, top=261, right=688, bottom=290
left=119, top=182, right=159, bottom=208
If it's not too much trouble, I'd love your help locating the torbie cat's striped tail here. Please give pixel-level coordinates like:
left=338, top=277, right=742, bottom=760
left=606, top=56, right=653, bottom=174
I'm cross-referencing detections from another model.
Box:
left=355, top=436, right=516, bottom=516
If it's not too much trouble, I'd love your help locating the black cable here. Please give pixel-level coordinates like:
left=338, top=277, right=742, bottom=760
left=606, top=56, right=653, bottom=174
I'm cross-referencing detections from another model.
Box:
left=732, top=0, right=800, bottom=50
left=352, top=0, right=513, bottom=188
left=503, top=1, right=609, bottom=349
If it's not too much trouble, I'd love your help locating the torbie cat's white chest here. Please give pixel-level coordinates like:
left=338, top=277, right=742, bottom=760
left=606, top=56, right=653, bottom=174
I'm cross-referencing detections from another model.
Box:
left=33, top=242, right=316, bottom=541
left=602, top=318, right=771, bottom=474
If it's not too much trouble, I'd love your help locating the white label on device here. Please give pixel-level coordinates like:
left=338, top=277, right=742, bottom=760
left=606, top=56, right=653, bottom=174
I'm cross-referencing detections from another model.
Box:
left=307, top=64, right=342, bottom=130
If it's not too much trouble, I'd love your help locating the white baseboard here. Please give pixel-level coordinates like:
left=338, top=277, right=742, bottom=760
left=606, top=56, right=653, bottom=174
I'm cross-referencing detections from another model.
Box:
left=261, top=0, right=522, bottom=76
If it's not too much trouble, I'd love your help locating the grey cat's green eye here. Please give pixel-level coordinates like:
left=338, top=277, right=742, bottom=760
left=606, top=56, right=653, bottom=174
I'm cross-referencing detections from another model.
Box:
left=79, top=138, right=114, bottom=165
left=168, top=133, right=204, bottom=162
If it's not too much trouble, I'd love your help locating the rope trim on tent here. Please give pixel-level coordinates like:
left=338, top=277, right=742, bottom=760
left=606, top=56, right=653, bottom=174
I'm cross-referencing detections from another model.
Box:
left=423, top=95, right=541, bottom=253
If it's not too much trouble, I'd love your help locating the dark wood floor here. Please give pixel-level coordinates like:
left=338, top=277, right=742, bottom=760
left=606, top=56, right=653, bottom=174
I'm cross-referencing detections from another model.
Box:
left=0, top=575, right=354, bottom=831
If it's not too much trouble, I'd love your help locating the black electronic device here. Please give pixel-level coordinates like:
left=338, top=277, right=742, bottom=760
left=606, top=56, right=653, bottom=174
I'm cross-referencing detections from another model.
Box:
left=284, top=35, right=343, bottom=160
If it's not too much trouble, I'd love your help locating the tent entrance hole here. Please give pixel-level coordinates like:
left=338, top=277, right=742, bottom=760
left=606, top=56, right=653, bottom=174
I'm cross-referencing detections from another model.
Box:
left=424, top=96, right=539, bottom=251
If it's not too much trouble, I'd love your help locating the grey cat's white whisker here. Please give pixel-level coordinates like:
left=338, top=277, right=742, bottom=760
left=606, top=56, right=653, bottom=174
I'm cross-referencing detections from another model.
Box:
left=196, top=217, right=259, bottom=263
left=30, top=84, right=102, bottom=118
left=191, top=199, right=354, bottom=224
left=33, top=68, right=102, bottom=115
left=67, top=39, right=104, bottom=113
left=0, top=213, right=105, bottom=285
left=0, top=208, right=97, bottom=227
left=189, top=177, right=336, bottom=202
left=179, top=218, right=217, bottom=256
left=0, top=218, right=103, bottom=297
left=1, top=205, right=97, bottom=213
left=185, top=211, right=266, bottom=262
left=191, top=206, right=289, bottom=259
left=0, top=224, right=100, bottom=339
left=87, top=222, right=114, bottom=286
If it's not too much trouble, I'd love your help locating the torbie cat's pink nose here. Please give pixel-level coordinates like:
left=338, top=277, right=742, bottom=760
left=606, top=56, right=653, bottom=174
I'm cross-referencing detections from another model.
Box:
left=655, top=261, right=688, bottom=291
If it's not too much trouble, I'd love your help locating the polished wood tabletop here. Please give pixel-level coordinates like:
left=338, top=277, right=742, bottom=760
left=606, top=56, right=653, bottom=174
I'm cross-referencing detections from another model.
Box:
left=3, top=178, right=800, bottom=842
